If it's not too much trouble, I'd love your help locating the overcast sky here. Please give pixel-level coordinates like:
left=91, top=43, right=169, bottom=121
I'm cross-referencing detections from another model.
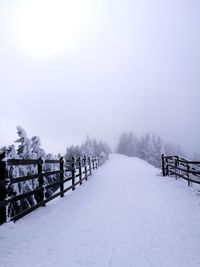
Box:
left=0, top=0, right=200, bottom=155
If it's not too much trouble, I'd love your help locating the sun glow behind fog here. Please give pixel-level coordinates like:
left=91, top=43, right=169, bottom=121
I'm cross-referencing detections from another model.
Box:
left=15, top=0, right=95, bottom=59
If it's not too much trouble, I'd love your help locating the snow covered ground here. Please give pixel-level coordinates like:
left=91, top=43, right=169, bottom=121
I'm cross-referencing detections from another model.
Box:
left=1, top=154, right=200, bottom=267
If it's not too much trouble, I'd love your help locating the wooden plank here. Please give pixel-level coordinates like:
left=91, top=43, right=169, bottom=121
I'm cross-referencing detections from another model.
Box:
left=7, top=159, right=41, bottom=165
left=81, top=177, right=86, bottom=182
left=43, top=170, right=63, bottom=177
left=187, top=177, right=200, bottom=184
left=179, top=162, right=187, bottom=167
left=167, top=164, right=176, bottom=169
left=63, top=185, right=73, bottom=194
left=11, top=188, right=42, bottom=202
left=74, top=181, right=79, bottom=187
left=63, top=176, right=72, bottom=183
left=186, top=161, right=200, bottom=165
left=10, top=174, right=39, bottom=184
left=45, top=181, right=61, bottom=190
left=43, top=192, right=61, bottom=204
left=178, top=159, right=189, bottom=164
left=11, top=191, right=61, bottom=222
left=65, top=160, right=72, bottom=163
left=45, top=159, right=63, bottom=164
left=9, top=171, right=63, bottom=184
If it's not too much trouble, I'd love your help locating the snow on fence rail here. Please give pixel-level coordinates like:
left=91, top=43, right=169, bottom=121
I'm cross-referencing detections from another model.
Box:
left=161, top=154, right=200, bottom=186
left=0, top=153, right=108, bottom=225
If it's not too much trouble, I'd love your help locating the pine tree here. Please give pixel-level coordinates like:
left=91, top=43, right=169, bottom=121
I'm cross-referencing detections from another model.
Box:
left=15, top=126, right=32, bottom=159
left=15, top=126, right=37, bottom=210
left=31, top=136, right=46, bottom=158
left=117, top=132, right=129, bottom=155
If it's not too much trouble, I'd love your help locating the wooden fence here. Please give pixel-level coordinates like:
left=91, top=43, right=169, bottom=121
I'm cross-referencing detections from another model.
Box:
left=0, top=153, right=108, bottom=224
left=161, top=154, right=200, bottom=186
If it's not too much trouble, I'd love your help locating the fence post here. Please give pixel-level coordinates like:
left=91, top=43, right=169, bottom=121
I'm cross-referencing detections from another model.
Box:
left=161, top=154, right=165, bottom=176
left=37, top=157, right=45, bottom=205
left=187, top=163, right=190, bottom=187
left=166, top=158, right=169, bottom=176
left=92, top=158, right=95, bottom=170
left=60, top=157, right=64, bottom=197
left=78, top=157, right=82, bottom=185
left=88, top=157, right=92, bottom=176
left=96, top=158, right=98, bottom=169
left=84, top=156, right=88, bottom=181
left=175, top=159, right=178, bottom=179
left=72, top=157, right=75, bottom=190
left=0, top=152, right=7, bottom=224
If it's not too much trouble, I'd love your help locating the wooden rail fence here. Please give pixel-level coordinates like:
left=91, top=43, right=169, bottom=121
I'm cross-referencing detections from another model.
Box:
left=0, top=153, right=108, bottom=224
left=161, top=154, right=200, bottom=186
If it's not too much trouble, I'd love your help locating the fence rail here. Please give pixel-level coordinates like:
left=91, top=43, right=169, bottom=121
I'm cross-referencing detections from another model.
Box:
left=161, top=154, right=200, bottom=186
left=0, top=153, right=108, bottom=225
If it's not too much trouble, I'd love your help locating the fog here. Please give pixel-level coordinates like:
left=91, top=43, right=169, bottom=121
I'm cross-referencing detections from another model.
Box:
left=0, top=0, right=200, bottom=155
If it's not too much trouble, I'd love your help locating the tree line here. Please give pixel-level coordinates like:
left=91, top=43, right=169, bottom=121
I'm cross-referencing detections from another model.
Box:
left=0, top=126, right=110, bottom=217
left=116, top=132, right=185, bottom=168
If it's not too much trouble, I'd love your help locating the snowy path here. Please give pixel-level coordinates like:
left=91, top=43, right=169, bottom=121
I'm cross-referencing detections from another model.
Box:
left=1, top=154, right=200, bottom=267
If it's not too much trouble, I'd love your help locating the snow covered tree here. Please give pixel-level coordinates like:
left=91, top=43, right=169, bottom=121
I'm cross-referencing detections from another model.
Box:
left=101, top=141, right=111, bottom=156
left=65, top=136, right=110, bottom=166
left=14, top=126, right=37, bottom=211
left=31, top=136, right=46, bottom=158
left=81, top=136, right=95, bottom=156
left=137, top=134, right=151, bottom=162
left=117, top=131, right=167, bottom=168
left=43, top=153, right=60, bottom=197
left=151, top=135, right=162, bottom=168
left=117, top=132, right=129, bottom=155
left=15, top=126, right=32, bottom=159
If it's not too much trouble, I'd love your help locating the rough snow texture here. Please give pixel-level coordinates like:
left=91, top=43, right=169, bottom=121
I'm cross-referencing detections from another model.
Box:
left=1, top=154, right=200, bottom=267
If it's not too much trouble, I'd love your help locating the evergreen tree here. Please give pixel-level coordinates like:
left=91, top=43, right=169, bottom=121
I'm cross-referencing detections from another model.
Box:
left=117, top=132, right=129, bottom=155
left=15, top=126, right=32, bottom=159
left=151, top=135, right=162, bottom=168
left=31, top=136, right=46, bottom=158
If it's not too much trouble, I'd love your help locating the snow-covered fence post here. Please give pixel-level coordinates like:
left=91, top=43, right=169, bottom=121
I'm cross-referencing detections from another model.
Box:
left=187, top=163, right=190, bottom=187
left=78, top=157, right=82, bottom=185
left=95, top=158, right=98, bottom=169
left=88, top=157, right=92, bottom=176
left=165, top=158, right=169, bottom=176
left=92, top=158, right=95, bottom=170
left=60, top=157, right=64, bottom=197
left=37, top=158, right=45, bottom=205
left=84, top=156, right=87, bottom=181
left=161, top=154, right=165, bottom=176
left=0, top=152, right=7, bottom=224
left=82, top=157, right=85, bottom=168
left=72, top=157, right=75, bottom=190
left=175, top=156, right=179, bottom=179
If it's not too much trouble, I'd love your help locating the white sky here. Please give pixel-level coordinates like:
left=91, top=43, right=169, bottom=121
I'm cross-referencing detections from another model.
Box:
left=0, top=0, right=200, bottom=155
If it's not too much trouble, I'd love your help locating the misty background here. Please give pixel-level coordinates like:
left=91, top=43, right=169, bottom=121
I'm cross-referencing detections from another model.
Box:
left=0, top=0, right=199, bottom=156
